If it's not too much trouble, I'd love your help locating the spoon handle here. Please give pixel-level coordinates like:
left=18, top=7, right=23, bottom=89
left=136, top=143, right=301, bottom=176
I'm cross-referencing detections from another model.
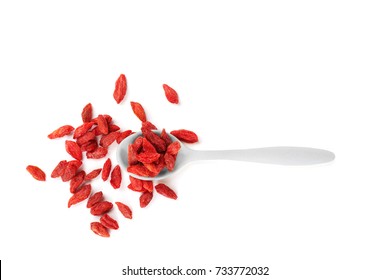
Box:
left=189, top=147, right=335, bottom=166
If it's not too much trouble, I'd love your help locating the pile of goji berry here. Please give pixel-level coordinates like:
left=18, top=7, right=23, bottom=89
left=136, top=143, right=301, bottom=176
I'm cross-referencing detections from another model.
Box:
left=26, top=74, right=198, bottom=237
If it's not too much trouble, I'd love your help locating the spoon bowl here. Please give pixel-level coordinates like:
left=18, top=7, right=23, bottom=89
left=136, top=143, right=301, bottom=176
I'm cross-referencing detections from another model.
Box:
left=116, top=131, right=336, bottom=181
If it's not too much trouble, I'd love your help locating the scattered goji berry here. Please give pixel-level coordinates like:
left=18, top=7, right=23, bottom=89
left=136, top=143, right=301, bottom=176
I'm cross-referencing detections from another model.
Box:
left=116, top=130, right=133, bottom=144
left=100, top=214, right=119, bottom=230
left=48, top=125, right=74, bottom=139
left=170, top=129, right=198, bottom=143
left=141, top=121, right=157, bottom=131
left=65, top=140, right=82, bottom=161
left=115, top=202, right=133, bottom=219
left=130, top=101, right=147, bottom=122
left=51, top=160, right=68, bottom=178
left=110, top=165, right=122, bottom=189
left=85, top=168, right=102, bottom=181
left=100, top=131, right=120, bottom=148
left=129, top=176, right=144, bottom=191
left=81, top=103, right=93, bottom=123
left=140, top=191, right=153, bottom=208
left=142, top=180, right=153, bottom=193
left=163, top=84, right=179, bottom=104
left=91, top=222, right=110, bottom=237
left=86, top=147, right=108, bottom=159
left=26, top=165, right=46, bottom=181
left=155, top=183, right=177, bottom=200
left=61, top=160, right=82, bottom=182
left=73, top=122, right=94, bottom=139
left=90, top=201, right=113, bottom=216
left=69, top=170, right=86, bottom=193
left=113, top=74, right=127, bottom=104
left=68, top=184, right=91, bottom=208
left=96, top=114, right=109, bottom=135
left=87, top=191, right=103, bottom=208
left=101, top=158, right=111, bottom=181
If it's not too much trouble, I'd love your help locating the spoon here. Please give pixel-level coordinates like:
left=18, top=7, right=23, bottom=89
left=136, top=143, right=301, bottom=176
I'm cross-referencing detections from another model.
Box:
left=116, top=131, right=335, bottom=180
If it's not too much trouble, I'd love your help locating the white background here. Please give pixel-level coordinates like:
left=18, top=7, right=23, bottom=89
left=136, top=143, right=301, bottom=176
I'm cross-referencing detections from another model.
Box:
left=0, top=1, right=389, bottom=279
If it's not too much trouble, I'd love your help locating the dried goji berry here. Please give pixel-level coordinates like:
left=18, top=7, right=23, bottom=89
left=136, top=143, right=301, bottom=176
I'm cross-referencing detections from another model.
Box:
left=142, top=137, right=157, bottom=153
left=113, top=74, right=127, bottom=104
left=51, top=160, right=68, bottom=178
left=48, top=125, right=74, bottom=139
left=87, top=191, right=103, bottom=208
left=136, top=152, right=160, bottom=164
left=164, top=152, right=176, bottom=171
left=65, top=140, right=82, bottom=161
left=116, top=130, right=133, bottom=144
left=163, top=84, right=179, bottom=104
left=90, top=201, right=113, bottom=216
left=155, top=183, right=177, bottom=200
left=129, top=176, right=144, bottom=191
left=26, top=165, right=46, bottom=181
left=101, top=158, right=111, bottom=181
left=170, top=129, right=198, bottom=143
left=108, top=124, right=120, bottom=132
left=110, top=165, right=122, bottom=189
left=76, top=131, right=95, bottom=146
left=86, top=147, right=108, bottom=159
left=100, top=214, right=119, bottom=230
left=166, top=141, right=181, bottom=156
left=127, top=182, right=146, bottom=192
left=85, top=168, right=102, bottom=181
left=81, top=103, right=93, bottom=123
left=142, top=180, right=153, bottom=193
left=142, top=129, right=166, bottom=153
left=115, top=202, right=133, bottom=219
left=160, top=128, right=172, bottom=146
left=80, top=140, right=98, bottom=153
left=96, top=114, right=109, bottom=135
left=73, top=122, right=94, bottom=139
left=61, top=160, right=82, bottom=182
left=69, top=170, right=85, bottom=193
left=140, top=191, right=153, bottom=208
left=130, top=101, right=147, bottom=122
left=68, top=184, right=91, bottom=208
left=91, top=222, right=110, bottom=237
left=127, top=164, right=155, bottom=177
left=100, top=131, right=120, bottom=148
left=127, top=144, right=139, bottom=166
left=141, top=121, right=157, bottom=131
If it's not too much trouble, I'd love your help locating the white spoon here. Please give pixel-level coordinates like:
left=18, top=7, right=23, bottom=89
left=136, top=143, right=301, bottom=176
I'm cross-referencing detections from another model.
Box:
left=116, top=131, right=335, bottom=180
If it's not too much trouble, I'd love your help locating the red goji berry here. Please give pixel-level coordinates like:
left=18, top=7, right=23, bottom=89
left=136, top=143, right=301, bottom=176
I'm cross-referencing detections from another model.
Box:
left=129, top=176, right=144, bottom=191
left=85, top=168, right=102, bottom=181
left=127, top=164, right=155, bottom=177
left=141, top=121, right=157, bottom=131
left=76, top=131, right=95, bottom=146
left=81, top=103, right=93, bottom=123
left=90, top=201, right=113, bottom=216
left=140, top=191, right=153, bottom=208
left=65, top=140, right=82, bottom=161
left=100, top=214, right=119, bottom=230
left=110, top=165, right=122, bottom=189
left=69, top=170, right=85, bottom=193
left=136, top=152, right=160, bottom=164
left=141, top=129, right=166, bottom=153
left=68, top=184, right=91, bottom=208
left=87, top=191, right=103, bottom=208
left=73, top=122, right=94, bottom=139
left=160, top=128, right=172, bottom=146
left=116, top=130, right=133, bottom=144
left=91, top=222, right=110, bottom=237
left=100, top=131, right=120, bottom=148
left=163, top=84, right=179, bottom=104
left=26, top=165, right=46, bottom=181
left=113, top=74, right=127, bottom=104
left=86, top=147, right=108, bottom=159
left=155, top=183, right=177, bottom=200
left=130, top=101, right=147, bottom=122
left=96, top=114, right=109, bottom=135
left=142, top=137, right=157, bottom=153
left=108, top=124, right=120, bottom=132
left=48, top=125, right=74, bottom=139
left=115, top=202, right=133, bottom=219
left=142, top=180, right=153, bottom=193
left=101, top=158, right=111, bottom=181
left=166, top=141, right=181, bottom=156
left=170, top=129, right=198, bottom=143
left=164, top=152, right=176, bottom=171
left=51, top=160, right=68, bottom=178
left=80, top=140, right=98, bottom=153
left=61, top=160, right=82, bottom=182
